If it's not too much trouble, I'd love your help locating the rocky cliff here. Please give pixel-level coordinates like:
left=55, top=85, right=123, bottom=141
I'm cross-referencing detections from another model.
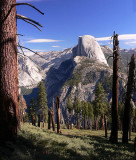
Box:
left=72, top=35, right=108, bottom=66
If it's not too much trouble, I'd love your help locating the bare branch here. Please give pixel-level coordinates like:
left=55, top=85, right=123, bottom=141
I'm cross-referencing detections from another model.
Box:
left=17, top=45, right=46, bottom=60
left=19, top=18, right=42, bottom=31
left=107, top=55, right=113, bottom=62
left=15, top=3, right=44, bottom=15
left=17, top=14, right=43, bottom=27
left=1, top=3, right=44, bottom=24
left=16, top=34, right=24, bottom=36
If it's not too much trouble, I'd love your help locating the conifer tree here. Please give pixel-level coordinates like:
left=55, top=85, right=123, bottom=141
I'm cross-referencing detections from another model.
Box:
left=87, top=102, right=94, bottom=130
left=19, top=94, right=27, bottom=123
left=29, top=97, right=36, bottom=125
left=93, top=82, right=107, bottom=130
left=74, top=98, right=81, bottom=129
left=81, top=101, right=88, bottom=129
left=37, top=81, right=48, bottom=128
left=67, top=98, right=73, bottom=129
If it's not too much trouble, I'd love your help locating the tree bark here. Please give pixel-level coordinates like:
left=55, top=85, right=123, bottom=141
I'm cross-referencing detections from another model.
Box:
left=110, top=32, right=119, bottom=144
left=50, top=109, right=55, bottom=131
left=56, top=95, right=61, bottom=133
left=48, top=110, right=51, bottom=129
left=122, top=54, right=135, bottom=143
left=95, top=117, right=98, bottom=130
left=102, top=114, right=104, bottom=130
left=104, top=115, right=107, bottom=138
left=0, top=0, right=19, bottom=142
left=38, top=114, right=40, bottom=127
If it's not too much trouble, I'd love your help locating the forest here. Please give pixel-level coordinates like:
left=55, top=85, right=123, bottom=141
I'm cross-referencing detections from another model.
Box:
left=0, top=0, right=136, bottom=160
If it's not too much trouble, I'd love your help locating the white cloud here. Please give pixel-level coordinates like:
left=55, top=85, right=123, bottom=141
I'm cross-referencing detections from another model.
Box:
left=26, top=39, right=62, bottom=43
left=96, top=37, right=112, bottom=41
left=125, top=41, right=136, bottom=45
left=52, top=46, right=61, bottom=48
left=96, top=34, right=136, bottom=41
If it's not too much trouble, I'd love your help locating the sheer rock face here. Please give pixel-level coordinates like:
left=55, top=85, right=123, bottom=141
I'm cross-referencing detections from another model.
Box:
left=72, top=35, right=108, bottom=66
left=18, top=55, right=45, bottom=88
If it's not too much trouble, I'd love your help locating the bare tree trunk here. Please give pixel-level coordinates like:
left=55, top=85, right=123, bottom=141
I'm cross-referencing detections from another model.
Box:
left=43, top=114, right=44, bottom=128
left=50, top=109, right=55, bottom=131
left=104, top=115, right=107, bottom=138
left=102, top=114, right=104, bottom=130
left=110, top=32, right=119, bottom=144
left=122, top=54, right=135, bottom=143
left=129, top=119, right=132, bottom=141
left=0, top=0, right=19, bottom=142
left=38, top=114, right=40, bottom=127
left=48, top=110, right=51, bottom=129
left=96, top=117, right=98, bottom=130
left=56, top=95, right=61, bottom=133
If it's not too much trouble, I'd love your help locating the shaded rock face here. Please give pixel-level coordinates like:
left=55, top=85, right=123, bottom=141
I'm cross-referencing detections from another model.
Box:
left=72, top=35, right=108, bottom=66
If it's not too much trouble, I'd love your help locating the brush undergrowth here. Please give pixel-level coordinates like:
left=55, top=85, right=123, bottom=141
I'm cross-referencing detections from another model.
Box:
left=0, top=123, right=136, bottom=160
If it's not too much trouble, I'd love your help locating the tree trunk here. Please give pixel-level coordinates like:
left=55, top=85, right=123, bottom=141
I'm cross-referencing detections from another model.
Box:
left=122, top=54, right=135, bottom=143
left=104, top=115, right=107, bottom=138
left=56, top=95, right=61, bottom=133
left=110, top=32, right=119, bottom=144
left=0, top=0, right=19, bottom=142
left=48, top=111, right=51, bottom=129
left=50, top=109, right=55, bottom=131
left=38, top=114, right=40, bottom=127
left=96, top=117, right=98, bottom=130
left=102, top=114, right=104, bottom=130
left=43, top=114, right=44, bottom=128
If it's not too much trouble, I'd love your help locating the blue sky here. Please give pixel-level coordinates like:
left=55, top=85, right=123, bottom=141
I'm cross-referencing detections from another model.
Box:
left=16, top=0, right=136, bottom=54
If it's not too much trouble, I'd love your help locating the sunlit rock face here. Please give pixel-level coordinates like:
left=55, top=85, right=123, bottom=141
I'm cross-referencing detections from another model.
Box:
left=72, top=35, right=108, bottom=66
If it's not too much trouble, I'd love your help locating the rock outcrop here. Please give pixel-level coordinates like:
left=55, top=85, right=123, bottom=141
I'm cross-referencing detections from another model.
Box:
left=72, top=35, right=108, bottom=66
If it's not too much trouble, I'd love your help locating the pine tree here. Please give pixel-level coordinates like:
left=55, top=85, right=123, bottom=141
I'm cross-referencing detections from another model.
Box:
left=74, top=98, right=81, bottom=129
left=93, top=82, right=107, bottom=130
left=29, top=97, right=36, bottom=125
left=87, top=102, right=94, bottom=130
left=19, top=94, right=27, bottom=123
left=0, top=0, right=19, bottom=142
left=67, top=98, right=73, bottom=129
left=81, top=101, right=88, bottom=129
left=37, top=81, right=48, bottom=128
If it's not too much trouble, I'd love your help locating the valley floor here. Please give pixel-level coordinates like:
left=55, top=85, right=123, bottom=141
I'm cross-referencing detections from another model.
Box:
left=0, top=123, right=136, bottom=160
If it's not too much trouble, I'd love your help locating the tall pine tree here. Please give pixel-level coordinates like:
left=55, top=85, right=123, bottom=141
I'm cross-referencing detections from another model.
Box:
left=93, top=82, right=107, bottom=130
left=37, top=81, right=48, bottom=128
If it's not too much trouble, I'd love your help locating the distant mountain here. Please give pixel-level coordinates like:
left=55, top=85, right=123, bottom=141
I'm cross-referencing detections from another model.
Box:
left=72, top=35, right=108, bottom=65
left=18, top=35, right=135, bottom=119
left=18, top=54, right=45, bottom=88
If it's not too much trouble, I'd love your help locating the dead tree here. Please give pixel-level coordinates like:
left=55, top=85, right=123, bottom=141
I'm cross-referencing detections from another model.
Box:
left=38, top=114, right=40, bottom=127
left=0, top=0, right=19, bottom=142
left=50, top=109, right=55, bottom=131
left=104, top=115, right=108, bottom=138
left=56, top=95, right=61, bottom=134
left=122, top=54, right=135, bottom=143
left=110, top=32, right=119, bottom=143
left=48, top=110, right=51, bottom=130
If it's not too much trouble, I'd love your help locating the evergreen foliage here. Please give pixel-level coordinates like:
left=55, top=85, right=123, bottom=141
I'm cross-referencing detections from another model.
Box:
left=67, top=98, right=73, bottom=113
left=93, top=82, right=107, bottom=117
left=37, top=81, right=48, bottom=122
left=29, top=97, right=37, bottom=120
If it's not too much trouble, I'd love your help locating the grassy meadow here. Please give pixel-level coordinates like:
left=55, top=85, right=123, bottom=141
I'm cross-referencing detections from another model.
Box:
left=0, top=123, right=136, bottom=160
